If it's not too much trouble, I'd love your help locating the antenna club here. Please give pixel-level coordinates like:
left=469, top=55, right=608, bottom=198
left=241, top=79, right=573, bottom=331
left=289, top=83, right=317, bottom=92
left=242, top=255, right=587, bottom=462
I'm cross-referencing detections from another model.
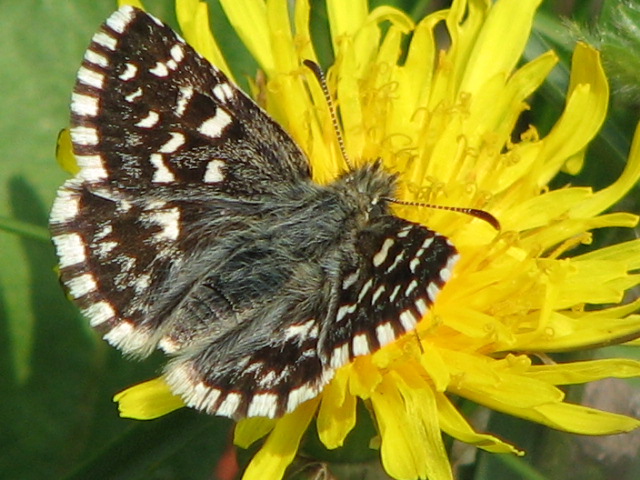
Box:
left=382, top=197, right=501, bottom=231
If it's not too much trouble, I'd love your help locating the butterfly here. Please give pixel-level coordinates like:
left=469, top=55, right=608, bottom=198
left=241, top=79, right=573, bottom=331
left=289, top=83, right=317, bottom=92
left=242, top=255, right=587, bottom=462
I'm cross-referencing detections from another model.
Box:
left=49, top=5, right=459, bottom=419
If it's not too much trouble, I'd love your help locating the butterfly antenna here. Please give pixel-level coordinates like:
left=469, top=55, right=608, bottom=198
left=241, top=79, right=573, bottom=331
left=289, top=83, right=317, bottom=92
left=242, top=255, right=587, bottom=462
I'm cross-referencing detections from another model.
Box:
left=303, top=59, right=354, bottom=170
left=383, top=198, right=501, bottom=230
left=303, top=61, right=499, bottom=231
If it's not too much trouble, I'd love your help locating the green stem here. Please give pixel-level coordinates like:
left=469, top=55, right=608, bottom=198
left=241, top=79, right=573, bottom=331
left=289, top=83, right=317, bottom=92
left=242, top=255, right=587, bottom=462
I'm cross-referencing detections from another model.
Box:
left=0, top=216, right=51, bottom=243
left=494, top=453, right=551, bottom=480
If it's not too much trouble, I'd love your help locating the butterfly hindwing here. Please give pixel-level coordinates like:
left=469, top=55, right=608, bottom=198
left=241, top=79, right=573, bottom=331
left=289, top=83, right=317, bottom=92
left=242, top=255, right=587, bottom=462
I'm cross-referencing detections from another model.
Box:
left=320, top=216, right=459, bottom=369
left=163, top=215, right=459, bottom=419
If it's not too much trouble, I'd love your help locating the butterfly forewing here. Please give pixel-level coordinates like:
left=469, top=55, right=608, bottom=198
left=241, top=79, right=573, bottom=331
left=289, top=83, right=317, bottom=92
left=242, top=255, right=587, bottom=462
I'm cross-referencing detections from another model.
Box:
left=70, top=6, right=310, bottom=192
left=50, top=5, right=461, bottom=419
left=52, top=6, right=313, bottom=356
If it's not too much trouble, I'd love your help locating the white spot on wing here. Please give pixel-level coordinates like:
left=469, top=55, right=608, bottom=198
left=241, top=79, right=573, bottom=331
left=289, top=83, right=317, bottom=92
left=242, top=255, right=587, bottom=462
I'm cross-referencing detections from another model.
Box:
left=427, top=283, right=440, bottom=302
left=342, top=270, right=359, bottom=290
left=336, top=303, right=356, bottom=323
left=406, top=279, right=418, bottom=297
left=204, top=159, right=225, bottom=183
left=72, top=126, right=99, bottom=145
left=71, top=93, right=99, bottom=117
left=198, top=109, right=232, bottom=138
left=389, top=284, right=402, bottom=302
left=371, top=285, right=385, bottom=304
left=385, top=250, right=405, bottom=274
left=84, top=301, right=116, bottom=327
left=159, top=132, right=185, bottom=153
left=76, top=154, right=108, bottom=181
left=441, top=252, right=459, bottom=281
left=420, top=237, right=434, bottom=252
left=125, top=88, right=143, bottom=103
left=376, top=322, right=395, bottom=346
left=357, top=278, right=373, bottom=303
left=287, top=383, right=317, bottom=413
left=134, top=273, right=152, bottom=293
left=53, top=233, right=86, bottom=268
left=196, top=386, right=221, bottom=412
left=96, top=240, right=118, bottom=258
left=217, top=392, right=242, bottom=417
left=106, top=6, right=135, bottom=33
left=399, top=310, right=417, bottom=331
left=158, top=337, right=180, bottom=353
left=176, top=85, right=194, bottom=115
left=170, top=43, right=185, bottom=62
left=373, top=238, right=395, bottom=267
left=94, top=224, right=112, bottom=241
left=258, top=370, right=277, bottom=388
left=352, top=334, right=369, bottom=356
left=135, top=110, right=160, bottom=128
left=149, top=61, right=169, bottom=77
left=149, top=153, right=175, bottom=183
left=67, top=273, right=98, bottom=298
left=284, top=319, right=317, bottom=340
left=93, top=32, right=117, bottom=51
left=103, top=322, right=153, bottom=354
left=397, top=226, right=412, bottom=238
left=212, top=83, right=234, bottom=103
left=415, top=298, right=428, bottom=316
left=78, top=66, right=105, bottom=89
left=409, top=257, right=420, bottom=274
left=119, top=63, right=138, bottom=81
left=151, top=206, right=181, bottom=241
left=329, top=343, right=349, bottom=368
left=84, top=49, right=108, bottom=68
left=50, top=188, right=80, bottom=224
left=247, top=392, right=278, bottom=418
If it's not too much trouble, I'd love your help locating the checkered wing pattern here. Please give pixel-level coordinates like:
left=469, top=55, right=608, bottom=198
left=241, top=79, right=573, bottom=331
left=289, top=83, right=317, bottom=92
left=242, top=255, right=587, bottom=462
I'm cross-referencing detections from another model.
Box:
left=49, top=6, right=460, bottom=419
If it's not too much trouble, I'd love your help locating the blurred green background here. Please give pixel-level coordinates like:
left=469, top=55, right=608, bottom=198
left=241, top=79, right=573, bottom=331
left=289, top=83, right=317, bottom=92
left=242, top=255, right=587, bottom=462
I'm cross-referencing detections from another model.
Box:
left=0, top=0, right=639, bottom=479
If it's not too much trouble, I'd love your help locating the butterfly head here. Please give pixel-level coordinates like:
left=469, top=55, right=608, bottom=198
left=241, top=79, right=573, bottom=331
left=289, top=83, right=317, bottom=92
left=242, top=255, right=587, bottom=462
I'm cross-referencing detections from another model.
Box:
left=334, top=159, right=397, bottom=219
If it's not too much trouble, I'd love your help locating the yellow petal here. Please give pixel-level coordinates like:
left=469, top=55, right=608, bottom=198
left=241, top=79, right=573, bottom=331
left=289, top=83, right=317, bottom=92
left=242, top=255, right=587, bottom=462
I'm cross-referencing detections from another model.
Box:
left=326, top=0, right=368, bottom=54
left=420, top=341, right=451, bottom=392
left=175, top=0, right=232, bottom=77
left=371, top=371, right=452, bottom=480
left=234, top=417, right=276, bottom=449
left=460, top=0, right=542, bottom=94
left=538, top=44, right=608, bottom=184
left=524, top=359, right=640, bottom=385
left=266, top=0, right=298, bottom=73
left=575, top=238, right=640, bottom=266
left=527, top=402, right=640, bottom=435
left=219, top=0, right=274, bottom=74
left=317, top=368, right=357, bottom=449
left=520, top=310, right=640, bottom=351
left=56, top=129, right=78, bottom=175
left=114, top=378, right=184, bottom=420
left=242, top=398, right=319, bottom=480
left=436, top=392, right=522, bottom=454
left=348, top=357, right=383, bottom=399
left=441, top=350, right=565, bottom=408
left=570, top=120, right=640, bottom=218
left=293, top=0, right=315, bottom=62
left=401, top=12, right=446, bottom=116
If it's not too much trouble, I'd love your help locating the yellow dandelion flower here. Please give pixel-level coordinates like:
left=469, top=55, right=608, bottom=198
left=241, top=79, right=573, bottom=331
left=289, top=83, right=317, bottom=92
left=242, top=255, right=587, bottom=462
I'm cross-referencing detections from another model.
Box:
left=107, top=0, right=640, bottom=479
